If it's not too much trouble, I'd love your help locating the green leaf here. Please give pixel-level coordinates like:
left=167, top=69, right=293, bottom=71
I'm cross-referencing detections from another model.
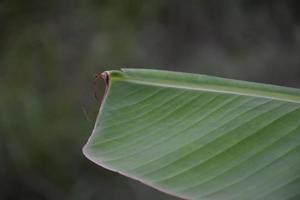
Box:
left=83, top=68, right=300, bottom=200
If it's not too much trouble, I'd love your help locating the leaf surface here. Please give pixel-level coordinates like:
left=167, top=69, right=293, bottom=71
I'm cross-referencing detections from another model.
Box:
left=83, top=68, right=300, bottom=200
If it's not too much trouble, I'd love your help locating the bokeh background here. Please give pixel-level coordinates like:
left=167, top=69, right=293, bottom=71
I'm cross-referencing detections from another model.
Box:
left=1, top=0, right=300, bottom=199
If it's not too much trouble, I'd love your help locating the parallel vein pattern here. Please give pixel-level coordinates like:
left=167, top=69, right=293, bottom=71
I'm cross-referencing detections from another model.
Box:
left=83, top=69, right=300, bottom=200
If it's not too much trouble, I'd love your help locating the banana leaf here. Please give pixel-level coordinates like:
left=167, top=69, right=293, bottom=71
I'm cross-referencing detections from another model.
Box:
left=83, top=68, right=300, bottom=200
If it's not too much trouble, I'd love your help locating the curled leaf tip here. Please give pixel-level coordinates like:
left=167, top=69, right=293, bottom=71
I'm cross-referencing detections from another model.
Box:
left=94, top=71, right=110, bottom=104
left=101, top=71, right=110, bottom=86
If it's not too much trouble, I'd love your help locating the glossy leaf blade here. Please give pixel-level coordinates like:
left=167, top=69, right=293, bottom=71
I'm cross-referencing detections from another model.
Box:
left=83, top=69, right=300, bottom=200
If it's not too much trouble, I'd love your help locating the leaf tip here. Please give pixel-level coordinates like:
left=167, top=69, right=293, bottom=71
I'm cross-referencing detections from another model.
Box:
left=100, top=71, right=110, bottom=86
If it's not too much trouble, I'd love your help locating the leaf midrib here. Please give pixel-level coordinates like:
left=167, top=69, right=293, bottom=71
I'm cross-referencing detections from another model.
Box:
left=107, top=69, right=300, bottom=104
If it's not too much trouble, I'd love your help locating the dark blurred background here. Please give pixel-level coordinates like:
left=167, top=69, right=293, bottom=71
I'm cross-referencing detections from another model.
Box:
left=1, top=0, right=300, bottom=199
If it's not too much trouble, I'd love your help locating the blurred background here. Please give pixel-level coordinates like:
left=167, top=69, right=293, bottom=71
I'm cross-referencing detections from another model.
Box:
left=1, top=0, right=300, bottom=199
